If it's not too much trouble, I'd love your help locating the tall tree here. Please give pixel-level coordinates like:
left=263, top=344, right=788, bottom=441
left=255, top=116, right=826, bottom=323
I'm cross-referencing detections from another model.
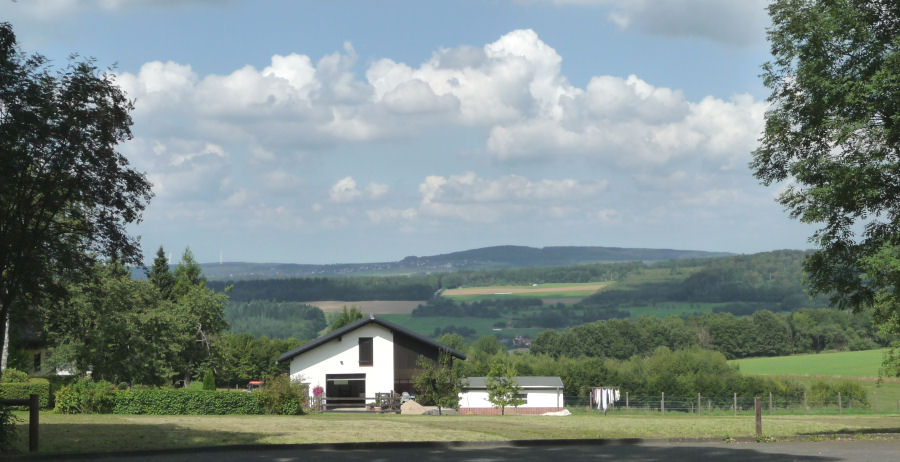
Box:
left=147, top=246, right=175, bottom=300
left=0, top=23, right=152, bottom=381
left=171, top=249, right=227, bottom=386
left=45, top=263, right=180, bottom=386
left=752, top=1, right=900, bottom=334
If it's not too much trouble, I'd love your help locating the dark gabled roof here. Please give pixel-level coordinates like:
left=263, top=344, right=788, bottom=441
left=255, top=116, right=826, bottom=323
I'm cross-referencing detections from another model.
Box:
left=463, top=376, right=564, bottom=389
left=277, top=315, right=467, bottom=363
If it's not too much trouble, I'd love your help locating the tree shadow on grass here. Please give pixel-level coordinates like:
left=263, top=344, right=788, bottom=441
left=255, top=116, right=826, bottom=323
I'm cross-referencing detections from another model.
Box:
left=11, top=422, right=273, bottom=455
left=36, top=442, right=845, bottom=462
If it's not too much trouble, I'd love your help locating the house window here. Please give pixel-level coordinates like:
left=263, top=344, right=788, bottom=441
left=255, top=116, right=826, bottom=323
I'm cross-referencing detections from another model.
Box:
left=359, top=337, right=373, bottom=366
left=517, top=393, right=528, bottom=405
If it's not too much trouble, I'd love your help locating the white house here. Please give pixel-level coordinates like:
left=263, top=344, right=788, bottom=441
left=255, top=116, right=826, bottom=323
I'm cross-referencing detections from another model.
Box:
left=277, top=315, right=466, bottom=409
left=459, top=376, right=564, bottom=415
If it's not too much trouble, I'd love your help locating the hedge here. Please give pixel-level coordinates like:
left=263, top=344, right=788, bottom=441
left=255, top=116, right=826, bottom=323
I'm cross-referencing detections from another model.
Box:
left=111, top=389, right=264, bottom=415
left=0, top=378, right=51, bottom=408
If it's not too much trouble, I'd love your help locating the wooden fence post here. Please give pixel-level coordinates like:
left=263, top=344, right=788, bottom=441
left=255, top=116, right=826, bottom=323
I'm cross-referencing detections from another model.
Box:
left=733, top=392, right=737, bottom=417
left=29, top=393, right=39, bottom=453
left=838, top=392, right=842, bottom=415
left=803, top=390, right=808, bottom=414
left=755, top=397, right=762, bottom=437
left=661, top=392, right=665, bottom=415
left=769, top=392, right=773, bottom=416
left=698, top=393, right=701, bottom=416
left=626, top=392, right=629, bottom=414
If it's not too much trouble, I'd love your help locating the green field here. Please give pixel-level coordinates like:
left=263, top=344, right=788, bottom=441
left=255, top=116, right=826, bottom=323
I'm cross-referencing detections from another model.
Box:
left=14, top=412, right=900, bottom=454
left=442, top=282, right=608, bottom=302
left=731, top=349, right=889, bottom=378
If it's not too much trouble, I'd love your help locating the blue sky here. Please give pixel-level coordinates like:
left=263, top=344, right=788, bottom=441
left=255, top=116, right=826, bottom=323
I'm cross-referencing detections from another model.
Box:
left=2, top=0, right=815, bottom=264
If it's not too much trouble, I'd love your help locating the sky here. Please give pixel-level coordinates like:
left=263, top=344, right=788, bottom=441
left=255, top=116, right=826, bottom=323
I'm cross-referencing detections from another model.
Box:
left=1, top=0, right=816, bottom=264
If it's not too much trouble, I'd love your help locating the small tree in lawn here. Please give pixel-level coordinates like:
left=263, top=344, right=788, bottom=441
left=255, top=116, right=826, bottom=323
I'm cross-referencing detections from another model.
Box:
left=413, top=350, right=465, bottom=415
left=486, top=359, right=524, bottom=416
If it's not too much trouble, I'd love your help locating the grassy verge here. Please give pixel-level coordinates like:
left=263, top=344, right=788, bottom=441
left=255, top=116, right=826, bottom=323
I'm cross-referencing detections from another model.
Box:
left=12, top=412, right=900, bottom=454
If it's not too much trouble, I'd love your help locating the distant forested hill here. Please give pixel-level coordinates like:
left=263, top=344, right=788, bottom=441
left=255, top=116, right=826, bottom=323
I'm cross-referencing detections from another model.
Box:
left=576, top=250, right=828, bottom=313
left=186, top=245, right=732, bottom=280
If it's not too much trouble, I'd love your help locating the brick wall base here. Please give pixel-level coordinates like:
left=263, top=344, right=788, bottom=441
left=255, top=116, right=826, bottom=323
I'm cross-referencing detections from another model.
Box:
left=458, top=407, right=562, bottom=415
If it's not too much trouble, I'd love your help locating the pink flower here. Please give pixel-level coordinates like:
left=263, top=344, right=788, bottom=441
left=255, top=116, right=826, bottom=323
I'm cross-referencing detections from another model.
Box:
left=313, top=385, right=324, bottom=397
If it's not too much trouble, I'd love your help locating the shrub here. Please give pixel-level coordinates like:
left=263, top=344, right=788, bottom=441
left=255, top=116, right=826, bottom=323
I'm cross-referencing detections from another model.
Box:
left=202, top=370, right=215, bottom=391
left=258, top=374, right=307, bottom=415
left=54, top=378, right=116, bottom=414
left=0, top=369, right=28, bottom=383
left=111, top=389, right=263, bottom=415
left=0, top=378, right=50, bottom=408
left=808, top=380, right=869, bottom=407
left=0, top=404, right=21, bottom=454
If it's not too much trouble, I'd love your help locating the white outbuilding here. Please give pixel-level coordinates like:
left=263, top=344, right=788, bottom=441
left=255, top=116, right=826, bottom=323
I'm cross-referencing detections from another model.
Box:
left=459, top=376, right=564, bottom=415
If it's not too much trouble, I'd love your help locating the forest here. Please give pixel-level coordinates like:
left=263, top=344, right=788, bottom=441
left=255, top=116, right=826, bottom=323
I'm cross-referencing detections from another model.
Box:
left=529, top=308, right=891, bottom=360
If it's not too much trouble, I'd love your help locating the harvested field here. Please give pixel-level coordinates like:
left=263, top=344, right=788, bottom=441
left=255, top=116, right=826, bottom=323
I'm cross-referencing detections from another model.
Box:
left=307, top=300, right=424, bottom=315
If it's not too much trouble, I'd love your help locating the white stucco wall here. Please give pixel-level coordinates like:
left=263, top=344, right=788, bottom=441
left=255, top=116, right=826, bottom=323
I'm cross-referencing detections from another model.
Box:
left=289, top=324, right=394, bottom=404
left=459, top=388, right=563, bottom=408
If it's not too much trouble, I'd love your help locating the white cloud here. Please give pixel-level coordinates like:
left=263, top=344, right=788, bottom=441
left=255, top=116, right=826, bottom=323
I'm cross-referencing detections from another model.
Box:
left=9, top=0, right=226, bottom=20
left=329, top=177, right=389, bottom=203
left=261, top=170, right=301, bottom=191
left=116, top=29, right=765, bottom=171
left=418, top=172, right=608, bottom=222
left=366, top=207, right=418, bottom=224
left=550, top=0, right=769, bottom=45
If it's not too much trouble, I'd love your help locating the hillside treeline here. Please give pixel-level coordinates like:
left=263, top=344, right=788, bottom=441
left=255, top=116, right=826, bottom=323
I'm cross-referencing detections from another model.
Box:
left=209, top=276, right=439, bottom=302
left=413, top=297, right=629, bottom=327
left=209, top=263, right=638, bottom=302
left=225, top=301, right=327, bottom=340
left=530, top=308, right=891, bottom=360
left=579, top=250, right=828, bottom=311
left=438, top=261, right=642, bottom=287
left=210, top=251, right=824, bottom=317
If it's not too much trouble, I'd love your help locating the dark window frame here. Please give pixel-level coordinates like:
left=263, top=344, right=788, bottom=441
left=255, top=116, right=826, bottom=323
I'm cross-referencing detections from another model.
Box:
left=359, top=337, right=373, bottom=366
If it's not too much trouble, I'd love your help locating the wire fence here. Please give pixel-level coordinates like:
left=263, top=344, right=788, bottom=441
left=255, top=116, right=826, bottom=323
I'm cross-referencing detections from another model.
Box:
left=565, top=391, right=893, bottom=415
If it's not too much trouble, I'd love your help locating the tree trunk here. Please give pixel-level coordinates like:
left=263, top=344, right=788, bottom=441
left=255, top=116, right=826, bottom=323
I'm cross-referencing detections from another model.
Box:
left=0, top=316, right=9, bottom=371
left=0, top=304, right=8, bottom=382
left=184, top=371, right=191, bottom=387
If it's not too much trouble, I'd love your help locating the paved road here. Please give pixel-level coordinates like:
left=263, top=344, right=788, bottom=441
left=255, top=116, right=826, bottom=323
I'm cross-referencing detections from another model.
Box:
left=37, top=439, right=900, bottom=462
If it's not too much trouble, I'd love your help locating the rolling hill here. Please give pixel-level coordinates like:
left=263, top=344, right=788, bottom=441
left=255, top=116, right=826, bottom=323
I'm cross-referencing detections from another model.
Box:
left=188, top=245, right=733, bottom=280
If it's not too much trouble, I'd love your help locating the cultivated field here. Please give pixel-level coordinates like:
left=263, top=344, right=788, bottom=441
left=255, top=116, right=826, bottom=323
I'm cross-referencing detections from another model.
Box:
left=443, top=282, right=609, bottom=302
left=308, top=300, right=425, bottom=315
left=15, top=413, right=900, bottom=454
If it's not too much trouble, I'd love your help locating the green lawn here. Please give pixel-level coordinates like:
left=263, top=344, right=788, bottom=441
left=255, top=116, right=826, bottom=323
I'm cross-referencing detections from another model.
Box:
left=14, top=412, right=900, bottom=454
left=731, top=349, right=889, bottom=378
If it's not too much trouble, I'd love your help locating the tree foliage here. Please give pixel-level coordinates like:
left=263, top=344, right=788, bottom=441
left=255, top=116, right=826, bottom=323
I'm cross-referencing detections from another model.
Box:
left=326, top=306, right=364, bottom=333
left=486, top=358, right=524, bottom=415
left=752, top=1, right=900, bottom=324
left=0, top=22, right=153, bottom=382
left=412, top=351, right=465, bottom=414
